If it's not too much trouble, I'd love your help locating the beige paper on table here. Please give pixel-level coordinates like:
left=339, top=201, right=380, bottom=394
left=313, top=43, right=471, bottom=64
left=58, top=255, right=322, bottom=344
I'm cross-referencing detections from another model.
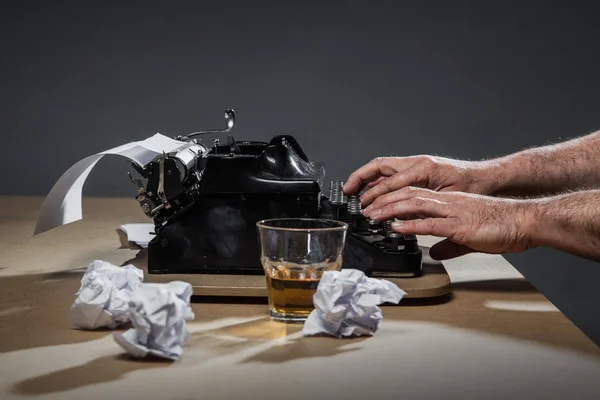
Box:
left=34, top=133, right=186, bottom=235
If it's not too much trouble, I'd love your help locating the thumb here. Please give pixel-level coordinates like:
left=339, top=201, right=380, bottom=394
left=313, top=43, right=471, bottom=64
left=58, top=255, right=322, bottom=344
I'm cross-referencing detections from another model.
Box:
left=429, top=239, right=475, bottom=260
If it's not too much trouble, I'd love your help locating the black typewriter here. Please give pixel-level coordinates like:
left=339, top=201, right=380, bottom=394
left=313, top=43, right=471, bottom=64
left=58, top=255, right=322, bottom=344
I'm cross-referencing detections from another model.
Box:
left=128, top=109, right=423, bottom=277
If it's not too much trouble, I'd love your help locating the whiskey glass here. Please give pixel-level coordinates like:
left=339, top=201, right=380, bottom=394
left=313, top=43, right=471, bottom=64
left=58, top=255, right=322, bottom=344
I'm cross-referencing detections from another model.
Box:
left=256, top=218, right=348, bottom=322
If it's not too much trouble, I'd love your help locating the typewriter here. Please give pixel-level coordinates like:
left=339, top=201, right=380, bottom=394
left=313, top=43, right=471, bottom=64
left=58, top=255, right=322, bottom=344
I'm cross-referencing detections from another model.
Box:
left=128, top=109, right=423, bottom=277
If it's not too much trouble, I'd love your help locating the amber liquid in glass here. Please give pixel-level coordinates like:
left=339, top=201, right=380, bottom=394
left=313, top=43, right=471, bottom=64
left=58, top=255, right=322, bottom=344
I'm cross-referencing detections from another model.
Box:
left=263, top=259, right=341, bottom=322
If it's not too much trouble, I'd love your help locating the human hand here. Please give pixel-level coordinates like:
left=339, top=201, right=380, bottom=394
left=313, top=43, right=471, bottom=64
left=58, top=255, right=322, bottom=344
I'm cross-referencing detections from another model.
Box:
left=363, top=187, right=536, bottom=260
left=343, top=156, right=498, bottom=207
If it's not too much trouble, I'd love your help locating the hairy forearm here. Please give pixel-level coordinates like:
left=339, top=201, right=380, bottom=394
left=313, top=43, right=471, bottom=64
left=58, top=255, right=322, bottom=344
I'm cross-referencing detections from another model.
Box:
left=526, top=190, right=600, bottom=261
left=482, top=130, right=600, bottom=197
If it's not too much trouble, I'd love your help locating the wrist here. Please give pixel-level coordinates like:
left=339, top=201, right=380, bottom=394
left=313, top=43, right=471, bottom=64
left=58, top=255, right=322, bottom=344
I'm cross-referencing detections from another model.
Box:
left=470, top=158, right=516, bottom=196
left=522, top=196, right=563, bottom=249
left=526, top=190, right=600, bottom=261
left=513, top=198, right=545, bottom=250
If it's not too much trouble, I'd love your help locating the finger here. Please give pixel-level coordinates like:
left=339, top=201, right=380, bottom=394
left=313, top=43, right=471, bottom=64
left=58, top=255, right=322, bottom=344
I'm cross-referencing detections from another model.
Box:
left=390, top=218, right=455, bottom=238
left=367, top=177, right=386, bottom=188
left=366, top=186, right=442, bottom=216
left=344, top=157, right=406, bottom=195
left=344, top=159, right=385, bottom=195
left=369, top=197, right=450, bottom=221
left=429, top=239, right=475, bottom=260
left=360, top=167, right=426, bottom=207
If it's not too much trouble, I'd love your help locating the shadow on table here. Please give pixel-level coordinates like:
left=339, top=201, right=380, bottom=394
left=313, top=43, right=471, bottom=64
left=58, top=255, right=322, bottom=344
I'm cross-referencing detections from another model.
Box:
left=8, top=318, right=365, bottom=395
left=241, top=334, right=368, bottom=365
left=116, top=228, right=136, bottom=249
left=452, top=279, right=538, bottom=293
left=186, top=316, right=370, bottom=365
left=11, top=353, right=172, bottom=396
left=0, top=270, right=111, bottom=353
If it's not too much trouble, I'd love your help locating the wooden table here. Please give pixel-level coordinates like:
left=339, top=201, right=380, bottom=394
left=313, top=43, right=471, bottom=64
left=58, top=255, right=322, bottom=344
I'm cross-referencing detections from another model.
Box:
left=0, top=196, right=599, bottom=400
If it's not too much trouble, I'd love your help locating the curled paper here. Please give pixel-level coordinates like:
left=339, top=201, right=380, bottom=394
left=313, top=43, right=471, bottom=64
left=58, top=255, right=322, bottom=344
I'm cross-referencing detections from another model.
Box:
left=113, top=281, right=195, bottom=361
left=34, top=133, right=186, bottom=235
left=302, top=269, right=406, bottom=338
left=68, top=260, right=144, bottom=330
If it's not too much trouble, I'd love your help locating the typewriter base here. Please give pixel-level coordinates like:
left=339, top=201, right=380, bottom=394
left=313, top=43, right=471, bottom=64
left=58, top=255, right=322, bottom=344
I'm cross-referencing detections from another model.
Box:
left=142, top=246, right=451, bottom=300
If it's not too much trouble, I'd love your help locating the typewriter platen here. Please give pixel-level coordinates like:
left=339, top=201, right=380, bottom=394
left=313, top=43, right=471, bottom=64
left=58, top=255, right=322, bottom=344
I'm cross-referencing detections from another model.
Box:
left=128, top=110, right=423, bottom=277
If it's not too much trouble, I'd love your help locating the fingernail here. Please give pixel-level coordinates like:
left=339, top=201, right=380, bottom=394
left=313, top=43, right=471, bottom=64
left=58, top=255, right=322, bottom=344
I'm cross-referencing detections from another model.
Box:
left=370, top=209, right=381, bottom=219
left=363, top=205, right=373, bottom=216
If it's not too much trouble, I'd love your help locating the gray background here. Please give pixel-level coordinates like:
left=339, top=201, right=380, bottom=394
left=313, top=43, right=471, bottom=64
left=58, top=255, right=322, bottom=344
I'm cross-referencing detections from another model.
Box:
left=2, top=1, right=600, bottom=345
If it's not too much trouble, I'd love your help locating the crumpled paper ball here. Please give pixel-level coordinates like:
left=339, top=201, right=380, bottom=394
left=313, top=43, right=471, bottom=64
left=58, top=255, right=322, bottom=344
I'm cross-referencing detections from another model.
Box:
left=68, top=260, right=144, bottom=330
left=113, top=281, right=195, bottom=361
left=302, top=269, right=406, bottom=338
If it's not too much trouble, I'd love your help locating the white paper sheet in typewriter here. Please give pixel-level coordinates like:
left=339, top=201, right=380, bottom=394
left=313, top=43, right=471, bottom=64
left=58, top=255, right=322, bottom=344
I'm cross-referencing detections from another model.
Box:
left=33, top=134, right=185, bottom=235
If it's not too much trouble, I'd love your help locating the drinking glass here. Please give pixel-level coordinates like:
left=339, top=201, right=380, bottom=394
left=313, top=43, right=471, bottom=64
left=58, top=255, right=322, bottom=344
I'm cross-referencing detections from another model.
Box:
left=256, top=218, right=348, bottom=322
